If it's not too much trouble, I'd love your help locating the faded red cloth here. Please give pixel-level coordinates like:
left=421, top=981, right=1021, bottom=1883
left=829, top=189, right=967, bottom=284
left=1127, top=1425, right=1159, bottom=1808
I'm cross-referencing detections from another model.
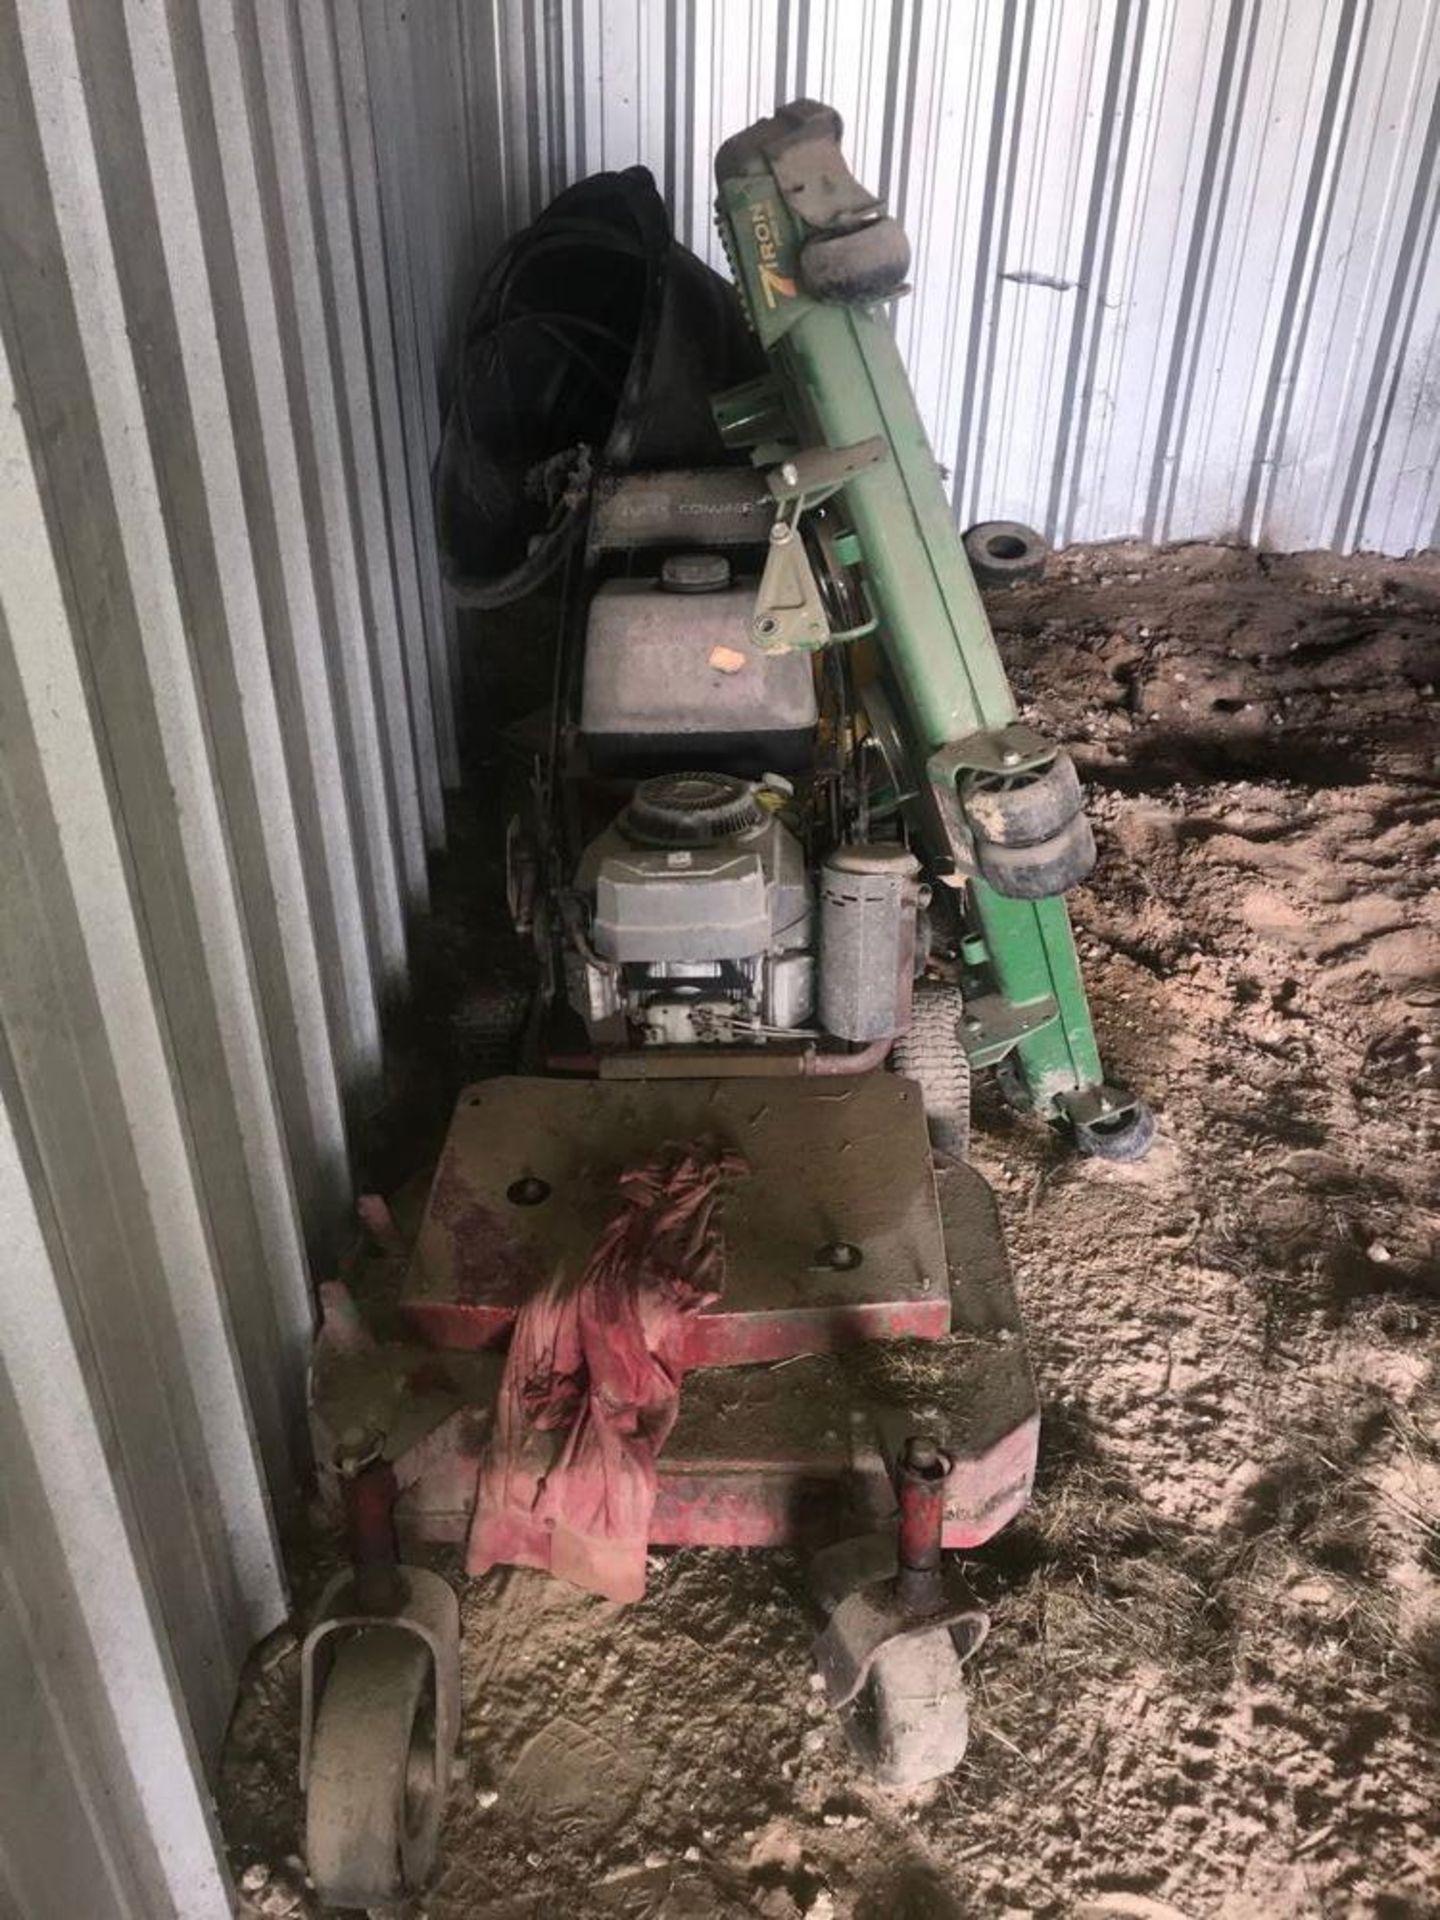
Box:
left=466, top=1143, right=746, bottom=1602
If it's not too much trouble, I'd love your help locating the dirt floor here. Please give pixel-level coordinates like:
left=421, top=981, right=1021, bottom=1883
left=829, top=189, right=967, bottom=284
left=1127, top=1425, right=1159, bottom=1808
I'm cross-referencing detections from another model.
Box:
left=221, top=542, right=1440, bottom=1919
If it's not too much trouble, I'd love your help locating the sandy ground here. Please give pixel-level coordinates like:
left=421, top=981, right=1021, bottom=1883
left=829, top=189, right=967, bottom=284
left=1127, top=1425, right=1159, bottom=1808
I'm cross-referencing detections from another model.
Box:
left=221, top=543, right=1439, bottom=1919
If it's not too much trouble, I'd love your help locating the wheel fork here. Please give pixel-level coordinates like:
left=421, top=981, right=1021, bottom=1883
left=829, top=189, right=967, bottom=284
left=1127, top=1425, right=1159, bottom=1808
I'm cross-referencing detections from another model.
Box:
left=811, top=1435, right=989, bottom=1784
left=299, top=1445, right=462, bottom=1905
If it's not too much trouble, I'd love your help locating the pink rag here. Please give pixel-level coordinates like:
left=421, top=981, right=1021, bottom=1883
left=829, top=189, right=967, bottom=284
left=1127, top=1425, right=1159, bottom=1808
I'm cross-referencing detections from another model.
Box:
left=466, top=1142, right=746, bottom=1602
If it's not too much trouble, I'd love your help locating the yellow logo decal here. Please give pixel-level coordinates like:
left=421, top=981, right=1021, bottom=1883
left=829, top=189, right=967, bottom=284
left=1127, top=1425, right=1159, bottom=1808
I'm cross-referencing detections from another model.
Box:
left=759, top=264, right=798, bottom=307
left=748, top=200, right=796, bottom=308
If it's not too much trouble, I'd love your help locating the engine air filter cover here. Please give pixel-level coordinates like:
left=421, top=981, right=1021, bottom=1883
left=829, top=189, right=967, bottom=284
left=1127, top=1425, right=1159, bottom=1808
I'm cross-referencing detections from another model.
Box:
left=621, top=771, right=763, bottom=847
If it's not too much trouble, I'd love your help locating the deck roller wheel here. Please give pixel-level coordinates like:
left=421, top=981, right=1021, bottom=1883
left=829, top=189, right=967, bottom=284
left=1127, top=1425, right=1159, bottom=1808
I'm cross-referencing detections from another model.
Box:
left=961, top=752, right=1084, bottom=848
left=800, top=217, right=911, bottom=302
left=305, top=1627, right=443, bottom=1909
left=973, top=810, right=1096, bottom=899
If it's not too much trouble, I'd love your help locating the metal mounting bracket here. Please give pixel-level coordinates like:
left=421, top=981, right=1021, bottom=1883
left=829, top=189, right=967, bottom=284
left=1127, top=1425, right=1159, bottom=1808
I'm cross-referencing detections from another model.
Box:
left=751, top=437, right=888, bottom=653
left=1055, top=1082, right=1141, bottom=1128
left=925, top=723, right=1060, bottom=878
left=765, top=435, right=887, bottom=508
left=957, top=993, right=1059, bottom=1068
left=929, top=722, right=1057, bottom=781
left=753, top=519, right=829, bottom=652
left=814, top=1576, right=988, bottom=1712
left=768, top=111, right=889, bottom=236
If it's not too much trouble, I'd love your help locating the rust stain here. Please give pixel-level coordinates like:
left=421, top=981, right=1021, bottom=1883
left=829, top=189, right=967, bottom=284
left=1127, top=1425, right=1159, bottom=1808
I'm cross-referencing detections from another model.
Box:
left=427, top=1144, right=545, bottom=1306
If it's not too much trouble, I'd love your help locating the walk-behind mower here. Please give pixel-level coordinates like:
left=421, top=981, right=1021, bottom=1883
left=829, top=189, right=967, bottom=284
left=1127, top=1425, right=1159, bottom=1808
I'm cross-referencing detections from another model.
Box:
left=301, top=99, right=1152, bottom=1907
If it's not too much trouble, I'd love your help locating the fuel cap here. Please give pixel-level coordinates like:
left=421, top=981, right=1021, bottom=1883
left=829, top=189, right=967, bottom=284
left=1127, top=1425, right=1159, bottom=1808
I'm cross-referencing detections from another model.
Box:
left=659, top=552, right=732, bottom=593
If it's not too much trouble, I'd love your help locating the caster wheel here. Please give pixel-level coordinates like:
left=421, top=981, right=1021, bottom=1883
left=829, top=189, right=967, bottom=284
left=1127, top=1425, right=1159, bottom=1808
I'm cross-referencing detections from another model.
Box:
left=961, top=752, right=1084, bottom=847
left=839, top=1629, right=973, bottom=1788
left=974, top=810, right=1096, bottom=899
left=1073, top=1099, right=1157, bottom=1162
left=306, top=1627, right=443, bottom=1909
left=963, top=519, right=1049, bottom=589
left=892, top=983, right=971, bottom=1159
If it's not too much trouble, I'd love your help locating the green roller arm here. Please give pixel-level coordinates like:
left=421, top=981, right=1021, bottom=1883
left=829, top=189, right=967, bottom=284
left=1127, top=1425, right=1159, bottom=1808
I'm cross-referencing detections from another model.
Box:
left=713, top=106, right=1126, bottom=1122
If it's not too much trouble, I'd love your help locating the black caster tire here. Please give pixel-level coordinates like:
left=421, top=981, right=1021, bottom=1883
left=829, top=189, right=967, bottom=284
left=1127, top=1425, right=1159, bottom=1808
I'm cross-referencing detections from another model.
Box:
left=800, top=218, right=911, bottom=303
left=964, top=520, right=1049, bottom=589
left=975, top=811, right=1096, bottom=899
left=306, top=1628, right=442, bottom=1909
left=962, top=752, right=1084, bottom=848
left=892, top=983, right=971, bottom=1160
left=451, top=980, right=532, bottom=1079
left=1073, top=1100, right=1157, bottom=1162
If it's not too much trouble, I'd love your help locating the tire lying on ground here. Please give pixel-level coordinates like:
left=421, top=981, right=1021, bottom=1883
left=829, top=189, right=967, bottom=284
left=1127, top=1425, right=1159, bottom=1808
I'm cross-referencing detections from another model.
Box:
left=963, top=520, right=1049, bottom=589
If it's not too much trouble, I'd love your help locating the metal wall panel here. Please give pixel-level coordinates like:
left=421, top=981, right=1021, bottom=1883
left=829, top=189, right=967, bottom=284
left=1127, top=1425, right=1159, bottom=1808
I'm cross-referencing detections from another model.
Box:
left=413, top=0, right=1440, bottom=557
left=0, top=0, right=458, bottom=1910
left=3, top=3, right=1435, bottom=1915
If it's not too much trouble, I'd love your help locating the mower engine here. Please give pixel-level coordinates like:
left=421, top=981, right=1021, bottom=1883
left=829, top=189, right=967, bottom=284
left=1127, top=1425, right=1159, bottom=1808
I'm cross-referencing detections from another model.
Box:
left=568, top=767, right=817, bottom=1046
left=563, top=554, right=925, bottom=1056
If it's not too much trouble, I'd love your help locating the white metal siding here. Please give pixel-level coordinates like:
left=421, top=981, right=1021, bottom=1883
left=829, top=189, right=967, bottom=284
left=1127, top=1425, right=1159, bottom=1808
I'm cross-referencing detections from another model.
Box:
left=0, top=0, right=457, bottom=1910
left=3, top=4, right=1438, bottom=1916
left=415, top=0, right=1440, bottom=557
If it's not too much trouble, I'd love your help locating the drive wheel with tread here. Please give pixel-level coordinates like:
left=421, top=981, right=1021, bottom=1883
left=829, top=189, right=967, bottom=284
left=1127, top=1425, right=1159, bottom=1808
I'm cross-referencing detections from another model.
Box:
left=305, top=1628, right=441, bottom=1909
left=892, top=984, right=971, bottom=1160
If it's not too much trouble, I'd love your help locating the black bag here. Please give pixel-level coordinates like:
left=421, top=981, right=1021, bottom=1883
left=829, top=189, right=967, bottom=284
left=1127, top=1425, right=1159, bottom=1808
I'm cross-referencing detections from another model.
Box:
left=434, top=168, right=763, bottom=608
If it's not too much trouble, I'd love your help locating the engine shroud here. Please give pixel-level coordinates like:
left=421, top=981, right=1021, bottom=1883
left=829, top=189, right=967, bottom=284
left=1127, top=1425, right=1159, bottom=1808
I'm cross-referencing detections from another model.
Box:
left=568, top=774, right=815, bottom=1042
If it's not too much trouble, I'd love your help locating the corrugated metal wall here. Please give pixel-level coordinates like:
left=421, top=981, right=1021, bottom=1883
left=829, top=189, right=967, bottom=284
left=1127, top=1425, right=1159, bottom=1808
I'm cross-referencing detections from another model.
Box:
left=1, top=0, right=457, bottom=1911
left=450, top=0, right=1440, bottom=557
left=3, top=2, right=1438, bottom=1914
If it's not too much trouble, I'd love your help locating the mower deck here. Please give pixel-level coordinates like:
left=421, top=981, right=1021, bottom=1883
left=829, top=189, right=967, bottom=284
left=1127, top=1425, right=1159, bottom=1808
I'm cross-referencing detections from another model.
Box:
left=315, top=1087, right=1038, bottom=1557
left=401, top=1074, right=954, bottom=1364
